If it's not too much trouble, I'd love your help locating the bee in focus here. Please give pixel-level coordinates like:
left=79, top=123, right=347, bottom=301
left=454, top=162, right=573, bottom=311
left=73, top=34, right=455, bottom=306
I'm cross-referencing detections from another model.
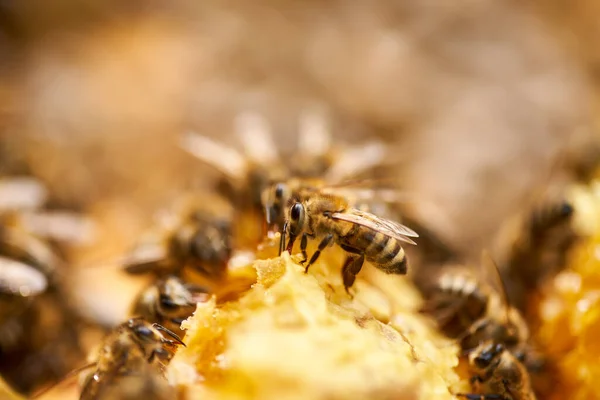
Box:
left=282, top=190, right=418, bottom=293
left=493, top=198, right=577, bottom=310
left=78, top=318, right=184, bottom=400
left=122, top=198, right=234, bottom=282
left=456, top=340, right=536, bottom=400
left=131, top=276, right=210, bottom=335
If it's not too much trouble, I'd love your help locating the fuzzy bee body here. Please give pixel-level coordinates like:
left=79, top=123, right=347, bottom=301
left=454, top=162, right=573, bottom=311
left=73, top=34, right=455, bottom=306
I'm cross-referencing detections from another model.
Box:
left=495, top=199, right=577, bottom=310
left=123, top=207, right=233, bottom=281
left=131, top=276, right=209, bottom=335
left=79, top=318, right=183, bottom=400
left=283, top=191, right=418, bottom=292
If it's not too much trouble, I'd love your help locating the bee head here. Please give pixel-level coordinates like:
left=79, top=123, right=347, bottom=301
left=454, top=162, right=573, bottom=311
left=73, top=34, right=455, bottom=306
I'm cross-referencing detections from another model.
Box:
left=262, top=182, right=290, bottom=230
left=471, top=341, right=504, bottom=370
left=127, top=318, right=161, bottom=344
left=283, top=202, right=306, bottom=254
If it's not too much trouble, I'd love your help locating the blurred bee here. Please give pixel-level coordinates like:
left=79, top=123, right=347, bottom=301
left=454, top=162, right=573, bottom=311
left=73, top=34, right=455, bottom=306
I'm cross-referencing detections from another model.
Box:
left=0, top=222, right=88, bottom=396
left=456, top=341, right=536, bottom=400
left=131, top=276, right=210, bottom=335
left=181, top=110, right=391, bottom=241
left=0, top=177, right=94, bottom=396
left=122, top=197, right=234, bottom=282
left=78, top=318, right=184, bottom=400
left=419, top=256, right=545, bottom=391
left=493, top=198, right=577, bottom=310
left=282, top=190, right=418, bottom=293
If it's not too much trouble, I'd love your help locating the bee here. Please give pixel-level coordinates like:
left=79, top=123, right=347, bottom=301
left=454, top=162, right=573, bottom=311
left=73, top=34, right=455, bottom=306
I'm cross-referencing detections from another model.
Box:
left=419, top=255, right=546, bottom=395
left=0, top=223, right=87, bottom=396
left=123, top=202, right=233, bottom=282
left=181, top=112, right=287, bottom=215
left=493, top=198, right=577, bottom=310
left=420, top=265, right=530, bottom=353
left=456, top=341, right=536, bottom=400
left=182, top=110, right=391, bottom=240
left=79, top=318, right=184, bottom=400
left=0, top=177, right=95, bottom=396
left=282, top=190, right=418, bottom=293
left=131, top=276, right=210, bottom=335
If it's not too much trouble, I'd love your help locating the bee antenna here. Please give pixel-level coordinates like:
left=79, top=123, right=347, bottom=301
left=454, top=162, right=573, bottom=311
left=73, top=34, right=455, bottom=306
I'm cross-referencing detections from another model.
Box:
left=279, top=222, right=288, bottom=256
left=481, top=249, right=511, bottom=324
left=31, top=362, right=97, bottom=399
left=152, top=323, right=186, bottom=347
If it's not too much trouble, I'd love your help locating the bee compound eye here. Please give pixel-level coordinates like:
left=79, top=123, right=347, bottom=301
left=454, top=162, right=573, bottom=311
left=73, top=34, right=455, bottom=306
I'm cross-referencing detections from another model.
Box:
left=135, top=325, right=155, bottom=339
left=290, top=203, right=303, bottom=221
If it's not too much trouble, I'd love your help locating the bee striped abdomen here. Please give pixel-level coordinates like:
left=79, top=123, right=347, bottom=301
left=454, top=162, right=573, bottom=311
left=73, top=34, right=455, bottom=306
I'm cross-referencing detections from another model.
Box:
left=343, top=226, right=407, bottom=275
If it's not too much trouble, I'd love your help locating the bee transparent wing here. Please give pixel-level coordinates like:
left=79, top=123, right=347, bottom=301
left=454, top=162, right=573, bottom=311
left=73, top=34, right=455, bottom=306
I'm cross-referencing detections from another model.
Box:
left=324, top=141, right=386, bottom=184
left=180, top=131, right=248, bottom=180
left=320, top=186, right=417, bottom=205
left=234, top=111, right=280, bottom=166
left=0, top=177, right=48, bottom=211
left=0, top=227, right=62, bottom=275
left=18, top=211, right=96, bottom=245
left=331, top=209, right=419, bottom=245
left=122, top=239, right=170, bottom=274
left=0, top=256, right=48, bottom=296
left=297, top=108, right=331, bottom=158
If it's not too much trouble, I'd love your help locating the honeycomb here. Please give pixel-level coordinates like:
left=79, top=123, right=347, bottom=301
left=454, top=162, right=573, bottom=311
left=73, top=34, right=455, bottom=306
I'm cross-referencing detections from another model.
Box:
left=167, top=241, right=465, bottom=400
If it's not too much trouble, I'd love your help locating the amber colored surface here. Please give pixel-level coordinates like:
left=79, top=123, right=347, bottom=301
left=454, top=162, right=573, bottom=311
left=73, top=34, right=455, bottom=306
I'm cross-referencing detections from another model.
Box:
left=535, top=179, right=600, bottom=400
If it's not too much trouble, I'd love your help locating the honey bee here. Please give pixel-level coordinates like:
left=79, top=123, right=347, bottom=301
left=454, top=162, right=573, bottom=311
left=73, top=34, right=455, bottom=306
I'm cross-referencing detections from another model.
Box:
left=282, top=190, right=418, bottom=293
left=123, top=204, right=233, bottom=282
left=0, top=223, right=87, bottom=396
left=420, top=265, right=530, bottom=352
left=456, top=341, right=536, bottom=400
left=0, top=176, right=96, bottom=396
left=79, top=318, right=183, bottom=400
left=182, top=110, right=391, bottom=240
left=419, top=255, right=545, bottom=395
left=493, top=198, right=577, bottom=310
left=181, top=112, right=287, bottom=214
left=131, top=276, right=209, bottom=335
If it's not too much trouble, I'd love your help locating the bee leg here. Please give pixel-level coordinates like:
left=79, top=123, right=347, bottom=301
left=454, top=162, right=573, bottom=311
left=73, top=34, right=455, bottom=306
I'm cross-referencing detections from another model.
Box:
left=341, top=253, right=365, bottom=295
left=304, top=234, right=333, bottom=273
left=300, top=233, right=309, bottom=264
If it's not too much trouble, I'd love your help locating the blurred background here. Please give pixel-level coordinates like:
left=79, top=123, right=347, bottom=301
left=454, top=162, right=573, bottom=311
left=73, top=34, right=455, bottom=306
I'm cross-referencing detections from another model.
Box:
left=0, top=0, right=598, bottom=354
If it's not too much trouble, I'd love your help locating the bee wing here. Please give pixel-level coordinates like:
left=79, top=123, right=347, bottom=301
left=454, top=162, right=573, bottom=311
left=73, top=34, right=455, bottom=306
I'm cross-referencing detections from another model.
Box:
left=180, top=131, right=248, bottom=180
left=324, top=141, right=387, bottom=184
left=122, top=239, right=170, bottom=274
left=320, top=186, right=418, bottom=205
left=331, top=209, right=419, bottom=245
left=297, top=108, right=331, bottom=158
left=0, top=256, right=48, bottom=296
left=0, top=177, right=48, bottom=211
left=234, top=111, right=280, bottom=166
left=18, top=211, right=96, bottom=245
left=0, top=227, right=62, bottom=276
